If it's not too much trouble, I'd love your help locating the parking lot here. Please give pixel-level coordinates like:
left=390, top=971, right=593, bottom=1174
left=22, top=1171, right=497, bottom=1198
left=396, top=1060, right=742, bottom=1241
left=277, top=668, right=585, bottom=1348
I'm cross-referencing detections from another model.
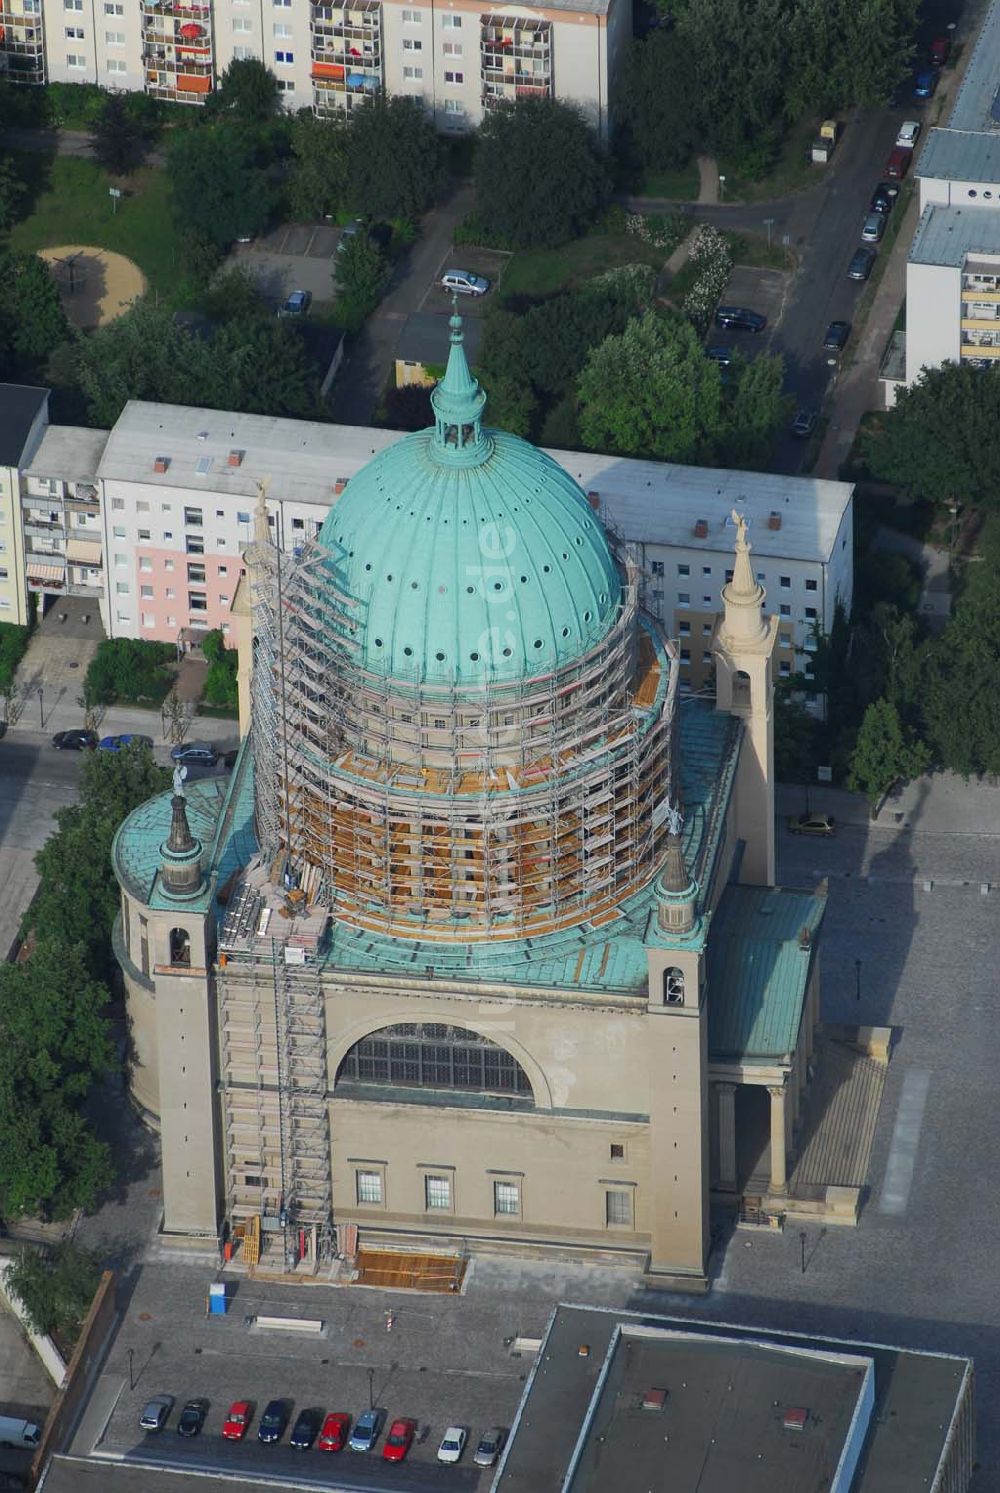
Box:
left=229, top=222, right=343, bottom=308
left=713, top=265, right=791, bottom=354
left=419, top=249, right=510, bottom=317
left=74, top=1266, right=527, bottom=1491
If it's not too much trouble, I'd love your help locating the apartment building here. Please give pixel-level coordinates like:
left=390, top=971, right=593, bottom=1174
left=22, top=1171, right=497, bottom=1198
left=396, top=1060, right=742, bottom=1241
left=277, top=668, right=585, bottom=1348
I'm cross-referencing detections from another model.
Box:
left=883, top=0, right=1000, bottom=400
left=0, top=386, right=49, bottom=627
left=2, top=0, right=627, bottom=135
left=0, top=397, right=854, bottom=689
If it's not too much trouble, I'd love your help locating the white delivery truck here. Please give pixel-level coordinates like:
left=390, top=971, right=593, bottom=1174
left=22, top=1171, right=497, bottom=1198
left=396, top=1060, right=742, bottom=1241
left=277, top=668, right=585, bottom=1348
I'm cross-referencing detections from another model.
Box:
left=0, top=1415, right=41, bottom=1449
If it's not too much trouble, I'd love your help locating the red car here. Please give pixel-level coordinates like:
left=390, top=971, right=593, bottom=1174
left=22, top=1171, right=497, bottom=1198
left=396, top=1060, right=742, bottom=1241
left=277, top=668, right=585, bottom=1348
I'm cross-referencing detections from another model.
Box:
left=930, top=35, right=951, bottom=66
left=222, top=1400, right=252, bottom=1441
left=317, top=1412, right=350, bottom=1452
left=382, top=1418, right=417, bottom=1462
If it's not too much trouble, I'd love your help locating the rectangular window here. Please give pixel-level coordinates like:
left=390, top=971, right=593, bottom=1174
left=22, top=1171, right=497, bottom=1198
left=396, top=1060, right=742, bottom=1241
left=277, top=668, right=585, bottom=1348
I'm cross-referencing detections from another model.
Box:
left=680, top=647, right=691, bottom=661
left=140, top=585, right=153, bottom=598
left=702, top=651, right=712, bottom=664
left=237, top=510, right=251, bottom=524
left=401, top=6, right=422, bottom=18
left=183, top=507, right=203, bottom=527
left=274, top=48, right=294, bottom=62
left=113, top=526, right=125, bottom=539
left=65, top=25, right=84, bottom=37
left=273, top=0, right=292, bottom=6
left=677, top=563, right=689, bottom=576
left=444, top=69, right=463, bottom=83
left=403, top=64, right=422, bottom=78
left=218, top=564, right=229, bottom=576
left=805, top=606, right=817, bottom=619
left=402, top=36, right=421, bottom=48
left=115, top=581, right=129, bottom=595
left=442, top=11, right=460, bottom=24
left=139, top=557, right=152, bottom=572
left=165, top=588, right=175, bottom=599
left=805, top=578, right=817, bottom=591
left=188, top=592, right=207, bottom=611
left=355, top=1169, right=382, bottom=1205
left=702, top=565, right=712, bottom=575
left=187, top=563, right=206, bottom=583
left=138, top=529, right=150, bottom=541
left=291, top=517, right=304, bottom=531
left=272, top=21, right=291, bottom=34
left=677, top=592, right=690, bottom=605
left=233, top=16, right=251, bottom=29
left=443, top=98, right=462, bottom=114
left=678, top=621, right=690, bottom=636
left=164, top=559, right=174, bottom=571
left=424, top=1174, right=451, bottom=1210
left=442, top=39, right=462, bottom=54
left=779, top=603, right=791, bottom=616
left=494, top=1180, right=520, bottom=1216
left=779, top=660, right=791, bottom=676
left=66, top=52, right=86, bottom=65
left=650, top=560, right=664, bottom=577
left=780, top=575, right=791, bottom=589
left=702, top=622, right=713, bottom=635
left=277, top=76, right=294, bottom=91
left=104, top=1, right=123, bottom=10
left=232, top=44, right=252, bottom=57
left=105, top=28, right=124, bottom=42
left=186, top=536, right=204, bottom=555
left=107, top=57, right=126, bottom=69
left=606, top=1189, right=632, bottom=1227
left=610, top=1143, right=625, bottom=1160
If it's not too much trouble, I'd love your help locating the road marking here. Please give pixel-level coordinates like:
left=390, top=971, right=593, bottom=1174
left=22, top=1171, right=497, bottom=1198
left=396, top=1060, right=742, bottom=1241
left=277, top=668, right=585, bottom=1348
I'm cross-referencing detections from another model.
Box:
left=878, top=1067, right=931, bottom=1216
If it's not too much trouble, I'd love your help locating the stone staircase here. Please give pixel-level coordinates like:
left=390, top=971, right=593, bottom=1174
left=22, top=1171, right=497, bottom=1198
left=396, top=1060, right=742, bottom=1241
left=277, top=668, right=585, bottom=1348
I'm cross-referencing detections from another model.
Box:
left=792, top=1032, right=888, bottom=1192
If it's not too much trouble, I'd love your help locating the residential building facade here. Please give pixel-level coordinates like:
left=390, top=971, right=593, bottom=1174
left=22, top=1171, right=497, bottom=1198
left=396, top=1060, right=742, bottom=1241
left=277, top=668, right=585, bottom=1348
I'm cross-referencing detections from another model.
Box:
left=2, top=0, right=627, bottom=136
left=0, top=385, right=49, bottom=626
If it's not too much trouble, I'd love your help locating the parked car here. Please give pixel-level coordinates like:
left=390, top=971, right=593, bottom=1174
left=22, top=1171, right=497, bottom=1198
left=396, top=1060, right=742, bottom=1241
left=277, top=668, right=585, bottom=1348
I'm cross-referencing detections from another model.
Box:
left=886, top=146, right=912, bottom=179
left=382, top=1418, right=416, bottom=1462
left=861, top=211, right=886, bottom=243
left=847, top=246, right=876, bottom=281
left=930, top=34, right=951, bottom=65
left=258, top=1400, right=289, bottom=1445
left=788, top=812, right=835, bottom=837
left=791, top=408, right=818, bottom=438
left=438, top=1426, right=468, bottom=1464
left=99, top=733, right=154, bottom=752
left=222, top=1401, right=252, bottom=1441
left=474, top=1427, right=507, bottom=1468
left=348, top=1409, right=383, bottom=1452
left=51, top=729, right=97, bottom=751
left=139, top=1395, right=174, bottom=1433
left=289, top=1408, right=322, bottom=1450
left=336, top=219, right=365, bottom=254
left=823, top=319, right=851, bottom=351
left=869, top=184, right=894, bottom=216
left=278, top=289, right=311, bottom=318
left=317, top=1412, right=350, bottom=1451
left=714, top=305, right=767, bottom=333
left=441, top=269, right=491, bottom=297
left=896, top=119, right=921, bottom=148
left=177, top=1400, right=209, bottom=1439
left=706, top=344, right=734, bottom=365
left=913, top=68, right=938, bottom=99
left=170, top=741, right=218, bottom=765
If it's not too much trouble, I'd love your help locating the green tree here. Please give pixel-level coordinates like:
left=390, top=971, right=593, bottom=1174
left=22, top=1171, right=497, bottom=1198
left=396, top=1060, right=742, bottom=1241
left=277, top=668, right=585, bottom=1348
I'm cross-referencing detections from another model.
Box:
left=333, top=232, right=390, bottom=333
left=0, top=154, right=26, bottom=231
left=612, top=31, right=703, bottom=174
left=523, top=283, right=645, bottom=398
left=474, top=98, right=610, bottom=249
left=84, top=637, right=175, bottom=706
left=5, top=1243, right=102, bottom=1338
left=74, top=298, right=215, bottom=426
left=207, top=57, right=281, bottom=122
left=478, top=306, right=537, bottom=437
left=848, top=697, right=930, bottom=807
left=167, top=122, right=279, bottom=247
left=862, top=362, right=1000, bottom=511
left=0, top=620, right=30, bottom=692
left=716, top=352, right=790, bottom=468
left=201, top=628, right=239, bottom=709
left=920, top=519, right=1000, bottom=774
left=0, top=251, right=69, bottom=378
left=288, top=111, right=349, bottom=221
left=576, top=312, right=724, bottom=461
left=0, top=941, right=115, bottom=1220
left=346, top=95, right=445, bottom=221
left=774, top=684, right=819, bottom=782
left=212, top=317, right=320, bottom=418
left=90, top=91, right=151, bottom=176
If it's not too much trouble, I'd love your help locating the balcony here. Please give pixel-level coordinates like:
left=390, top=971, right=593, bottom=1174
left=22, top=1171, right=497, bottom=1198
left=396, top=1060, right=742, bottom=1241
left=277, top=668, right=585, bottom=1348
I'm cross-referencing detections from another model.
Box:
left=23, top=519, right=65, bottom=539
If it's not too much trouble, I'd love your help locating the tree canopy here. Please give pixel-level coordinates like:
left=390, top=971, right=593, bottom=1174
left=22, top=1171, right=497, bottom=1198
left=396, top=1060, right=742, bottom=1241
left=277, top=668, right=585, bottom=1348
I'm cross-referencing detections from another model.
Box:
left=5, top=1243, right=102, bottom=1339
left=346, top=96, right=445, bottom=221
left=862, top=362, right=1000, bottom=511
left=848, top=698, right=930, bottom=807
left=288, top=112, right=349, bottom=221
left=207, top=58, right=281, bottom=122
left=202, top=628, right=239, bottom=710
left=474, top=98, right=610, bottom=249
left=167, top=122, right=280, bottom=247
left=333, top=231, right=390, bottom=334
left=90, top=91, right=153, bottom=176
left=0, top=250, right=69, bottom=380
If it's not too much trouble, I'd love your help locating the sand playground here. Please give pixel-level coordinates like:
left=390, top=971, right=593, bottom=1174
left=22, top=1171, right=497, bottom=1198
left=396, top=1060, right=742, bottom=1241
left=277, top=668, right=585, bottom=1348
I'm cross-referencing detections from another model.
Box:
left=39, top=244, right=147, bottom=330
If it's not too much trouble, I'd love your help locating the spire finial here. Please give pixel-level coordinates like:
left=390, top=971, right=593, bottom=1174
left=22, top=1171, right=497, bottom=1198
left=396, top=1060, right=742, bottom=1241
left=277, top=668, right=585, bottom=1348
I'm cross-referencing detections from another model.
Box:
left=719, top=507, right=768, bottom=644
left=254, top=477, right=271, bottom=546
left=160, top=789, right=204, bottom=899
left=430, top=303, right=491, bottom=467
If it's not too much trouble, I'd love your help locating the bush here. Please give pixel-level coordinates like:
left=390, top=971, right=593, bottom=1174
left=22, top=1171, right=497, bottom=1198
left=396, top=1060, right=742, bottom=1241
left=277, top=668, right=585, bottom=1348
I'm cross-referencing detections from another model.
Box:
left=0, top=621, right=30, bottom=693
left=5, top=1243, right=101, bottom=1339
left=453, top=213, right=514, bottom=251
left=201, top=629, right=238, bottom=710
left=85, top=638, right=175, bottom=706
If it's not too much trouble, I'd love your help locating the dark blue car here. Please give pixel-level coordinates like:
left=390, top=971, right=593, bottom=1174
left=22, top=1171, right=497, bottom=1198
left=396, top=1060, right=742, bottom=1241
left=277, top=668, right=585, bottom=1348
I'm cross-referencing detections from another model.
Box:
left=913, top=69, right=938, bottom=98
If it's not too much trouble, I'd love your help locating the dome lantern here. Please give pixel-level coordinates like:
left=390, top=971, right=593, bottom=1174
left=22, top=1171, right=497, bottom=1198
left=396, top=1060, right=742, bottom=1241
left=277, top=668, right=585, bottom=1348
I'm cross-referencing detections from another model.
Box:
left=429, top=306, right=491, bottom=468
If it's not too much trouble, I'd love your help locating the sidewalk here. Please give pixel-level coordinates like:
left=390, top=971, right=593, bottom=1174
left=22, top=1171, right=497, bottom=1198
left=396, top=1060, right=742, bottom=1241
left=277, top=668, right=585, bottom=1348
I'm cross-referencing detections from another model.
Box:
left=777, top=770, right=1000, bottom=838
left=6, top=707, right=237, bottom=748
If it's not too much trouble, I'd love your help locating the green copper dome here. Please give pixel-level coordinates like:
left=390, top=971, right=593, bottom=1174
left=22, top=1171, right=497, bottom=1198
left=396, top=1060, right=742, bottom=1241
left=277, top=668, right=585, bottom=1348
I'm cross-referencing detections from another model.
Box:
left=317, top=313, right=621, bottom=686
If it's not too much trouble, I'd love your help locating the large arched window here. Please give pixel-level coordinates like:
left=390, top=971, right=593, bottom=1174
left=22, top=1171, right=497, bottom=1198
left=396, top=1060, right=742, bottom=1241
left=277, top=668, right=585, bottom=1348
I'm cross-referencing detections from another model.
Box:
left=337, top=1023, right=533, bottom=1101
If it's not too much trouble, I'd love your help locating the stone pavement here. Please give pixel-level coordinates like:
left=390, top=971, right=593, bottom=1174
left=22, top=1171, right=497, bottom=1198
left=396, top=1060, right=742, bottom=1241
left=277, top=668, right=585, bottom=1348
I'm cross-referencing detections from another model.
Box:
left=0, top=1301, right=54, bottom=1479
left=777, top=770, right=1000, bottom=839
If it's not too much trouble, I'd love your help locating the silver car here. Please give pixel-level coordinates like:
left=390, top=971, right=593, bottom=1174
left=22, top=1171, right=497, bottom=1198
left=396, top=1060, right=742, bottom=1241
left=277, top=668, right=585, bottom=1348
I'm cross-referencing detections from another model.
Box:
left=861, top=212, right=886, bottom=243
left=139, top=1395, right=174, bottom=1433
left=441, top=269, right=491, bottom=297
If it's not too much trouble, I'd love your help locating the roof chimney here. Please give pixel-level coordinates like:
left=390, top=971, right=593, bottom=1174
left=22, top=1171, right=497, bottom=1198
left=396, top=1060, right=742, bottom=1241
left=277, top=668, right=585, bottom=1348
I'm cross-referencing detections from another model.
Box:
left=587, top=490, right=600, bottom=511
left=334, top=477, right=348, bottom=496
left=153, top=455, right=170, bottom=474
left=768, top=511, right=782, bottom=531
left=228, top=449, right=245, bottom=467
left=694, top=518, right=708, bottom=538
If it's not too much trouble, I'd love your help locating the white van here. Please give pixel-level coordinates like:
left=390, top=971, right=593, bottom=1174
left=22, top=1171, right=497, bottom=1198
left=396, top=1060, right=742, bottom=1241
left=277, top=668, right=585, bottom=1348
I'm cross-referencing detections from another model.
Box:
left=0, top=1415, right=41, bottom=1449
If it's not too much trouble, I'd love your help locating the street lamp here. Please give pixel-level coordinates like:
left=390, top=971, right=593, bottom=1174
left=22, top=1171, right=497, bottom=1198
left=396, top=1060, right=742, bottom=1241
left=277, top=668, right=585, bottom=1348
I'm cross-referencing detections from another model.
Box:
left=37, top=684, right=43, bottom=729
left=855, top=959, right=862, bottom=1002
left=718, top=174, right=726, bottom=204
left=127, top=1347, right=135, bottom=1391
left=764, top=216, right=776, bottom=250
left=367, top=1366, right=375, bottom=1410
left=800, top=1231, right=807, bottom=1274
left=948, top=502, right=960, bottom=559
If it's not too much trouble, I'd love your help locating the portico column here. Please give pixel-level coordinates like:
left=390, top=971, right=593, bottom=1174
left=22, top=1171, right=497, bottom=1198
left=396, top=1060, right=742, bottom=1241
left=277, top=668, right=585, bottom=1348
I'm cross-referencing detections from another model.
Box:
left=768, top=1083, right=787, bottom=1195
left=716, top=1083, right=737, bottom=1190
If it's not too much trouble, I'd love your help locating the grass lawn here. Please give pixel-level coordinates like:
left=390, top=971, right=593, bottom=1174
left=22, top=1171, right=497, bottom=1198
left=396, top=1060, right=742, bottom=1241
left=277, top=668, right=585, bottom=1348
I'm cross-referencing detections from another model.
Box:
left=724, top=230, right=795, bottom=271
left=634, top=163, right=700, bottom=201
left=718, top=118, right=823, bottom=204
left=501, top=231, right=666, bottom=301
left=9, top=155, right=180, bottom=294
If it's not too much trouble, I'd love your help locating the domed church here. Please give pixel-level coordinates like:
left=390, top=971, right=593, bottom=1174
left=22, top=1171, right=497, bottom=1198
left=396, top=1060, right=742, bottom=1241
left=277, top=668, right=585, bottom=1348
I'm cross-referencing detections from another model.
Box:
left=112, top=316, right=825, bottom=1286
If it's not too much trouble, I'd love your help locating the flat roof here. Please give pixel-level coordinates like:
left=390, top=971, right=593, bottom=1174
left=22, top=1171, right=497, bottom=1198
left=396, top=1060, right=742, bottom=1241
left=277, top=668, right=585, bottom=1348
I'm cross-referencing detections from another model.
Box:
left=397, top=311, right=483, bottom=366
left=97, top=405, right=851, bottom=568
left=38, top=1457, right=292, bottom=1492
left=949, top=0, right=1000, bottom=132
left=565, top=453, right=852, bottom=565
left=918, top=126, right=1000, bottom=182
left=495, top=1305, right=972, bottom=1493
left=25, top=425, right=109, bottom=483
left=0, top=384, right=47, bottom=467
left=909, top=201, right=1000, bottom=265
